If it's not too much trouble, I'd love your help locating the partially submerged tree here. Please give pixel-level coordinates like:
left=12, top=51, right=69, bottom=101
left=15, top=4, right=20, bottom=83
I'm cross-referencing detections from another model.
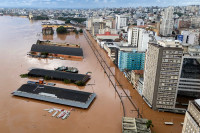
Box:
left=146, top=120, right=154, bottom=129
left=56, top=26, right=67, bottom=34
left=79, top=29, right=83, bottom=33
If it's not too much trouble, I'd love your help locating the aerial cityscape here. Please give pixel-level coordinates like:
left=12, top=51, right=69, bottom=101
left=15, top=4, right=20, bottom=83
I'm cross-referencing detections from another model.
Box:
left=0, top=1, right=200, bottom=133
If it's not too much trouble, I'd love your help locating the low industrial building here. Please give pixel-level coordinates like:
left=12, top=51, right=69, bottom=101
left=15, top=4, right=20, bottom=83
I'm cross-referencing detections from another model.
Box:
left=30, top=44, right=83, bottom=59
left=28, top=68, right=90, bottom=84
left=12, top=84, right=96, bottom=109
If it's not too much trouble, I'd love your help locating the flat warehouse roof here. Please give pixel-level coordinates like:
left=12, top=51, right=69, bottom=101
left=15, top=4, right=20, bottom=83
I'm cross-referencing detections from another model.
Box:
left=12, top=84, right=96, bottom=109
left=28, top=68, right=90, bottom=83
left=31, top=44, right=83, bottom=56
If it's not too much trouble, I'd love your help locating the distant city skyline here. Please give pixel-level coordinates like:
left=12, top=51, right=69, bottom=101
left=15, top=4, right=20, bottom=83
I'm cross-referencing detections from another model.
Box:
left=1, top=0, right=200, bottom=8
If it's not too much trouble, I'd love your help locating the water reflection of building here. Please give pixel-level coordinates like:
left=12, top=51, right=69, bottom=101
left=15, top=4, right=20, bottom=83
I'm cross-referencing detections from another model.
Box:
left=182, top=99, right=200, bottom=133
left=42, top=27, right=54, bottom=35
left=43, top=35, right=53, bottom=40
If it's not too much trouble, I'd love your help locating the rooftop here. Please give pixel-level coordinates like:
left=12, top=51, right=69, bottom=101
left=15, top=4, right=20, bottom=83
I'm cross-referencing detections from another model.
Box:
left=12, top=84, right=96, bottom=109
left=133, top=70, right=144, bottom=75
left=157, top=40, right=182, bottom=48
left=31, top=44, right=83, bottom=57
left=195, top=99, right=200, bottom=108
left=28, top=68, right=90, bottom=83
left=122, top=117, right=151, bottom=133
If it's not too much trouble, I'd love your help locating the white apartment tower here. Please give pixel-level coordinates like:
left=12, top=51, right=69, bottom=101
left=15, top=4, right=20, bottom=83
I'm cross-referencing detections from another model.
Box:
left=115, top=15, right=128, bottom=30
left=160, top=6, right=174, bottom=36
left=128, top=27, right=140, bottom=47
left=128, top=27, right=155, bottom=51
left=143, top=40, right=183, bottom=110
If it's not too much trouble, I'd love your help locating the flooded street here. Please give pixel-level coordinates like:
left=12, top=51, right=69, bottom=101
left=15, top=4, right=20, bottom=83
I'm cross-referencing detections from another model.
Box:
left=0, top=16, right=184, bottom=133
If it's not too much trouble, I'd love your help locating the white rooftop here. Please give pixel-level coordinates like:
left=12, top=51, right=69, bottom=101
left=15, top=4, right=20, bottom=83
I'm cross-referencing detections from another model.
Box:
left=195, top=99, right=200, bottom=106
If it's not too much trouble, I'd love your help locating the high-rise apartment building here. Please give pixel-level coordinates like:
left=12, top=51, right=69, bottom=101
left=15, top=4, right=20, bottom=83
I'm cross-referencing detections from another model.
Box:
left=143, top=40, right=183, bottom=110
left=128, top=27, right=140, bottom=47
left=115, top=15, right=128, bottom=30
left=181, top=30, right=200, bottom=46
left=128, top=27, right=155, bottom=51
left=160, top=6, right=174, bottom=36
left=182, top=99, right=200, bottom=133
left=91, top=22, right=106, bottom=36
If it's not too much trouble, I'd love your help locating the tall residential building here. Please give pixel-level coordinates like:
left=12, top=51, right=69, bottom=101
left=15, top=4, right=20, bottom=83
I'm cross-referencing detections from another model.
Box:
left=91, top=22, right=106, bottom=36
left=143, top=40, right=183, bottom=110
left=115, top=15, right=128, bottom=30
left=118, top=49, right=145, bottom=71
left=160, top=6, right=174, bottom=36
left=138, top=29, right=155, bottom=52
left=137, top=19, right=144, bottom=26
left=191, top=17, right=200, bottom=28
left=128, top=27, right=140, bottom=47
left=181, top=30, right=200, bottom=46
left=128, top=27, right=155, bottom=51
left=87, top=17, right=103, bottom=31
left=182, top=99, right=200, bottom=133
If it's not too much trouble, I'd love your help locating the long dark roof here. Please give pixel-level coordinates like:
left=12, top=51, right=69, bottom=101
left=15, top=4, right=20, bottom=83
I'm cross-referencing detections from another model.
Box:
left=17, top=84, right=92, bottom=103
left=28, top=68, right=90, bottom=83
left=31, top=44, right=83, bottom=56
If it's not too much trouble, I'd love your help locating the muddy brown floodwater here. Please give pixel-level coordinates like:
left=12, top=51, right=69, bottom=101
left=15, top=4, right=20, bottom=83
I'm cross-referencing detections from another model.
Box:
left=0, top=16, right=184, bottom=133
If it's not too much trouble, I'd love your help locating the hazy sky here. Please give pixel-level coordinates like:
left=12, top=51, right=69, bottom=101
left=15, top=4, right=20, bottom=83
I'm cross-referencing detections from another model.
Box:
left=1, top=0, right=200, bottom=8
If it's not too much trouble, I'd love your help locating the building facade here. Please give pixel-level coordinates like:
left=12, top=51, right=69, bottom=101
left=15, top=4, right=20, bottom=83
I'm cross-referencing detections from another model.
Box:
left=160, top=6, right=174, bottom=36
left=92, top=22, right=106, bottom=36
left=118, top=49, right=145, bottom=71
left=128, top=27, right=155, bottom=51
left=128, top=27, right=140, bottom=47
left=143, top=41, right=183, bottom=110
left=115, top=15, right=128, bottom=30
left=182, top=99, right=200, bottom=133
left=181, top=30, right=200, bottom=46
left=177, top=46, right=200, bottom=98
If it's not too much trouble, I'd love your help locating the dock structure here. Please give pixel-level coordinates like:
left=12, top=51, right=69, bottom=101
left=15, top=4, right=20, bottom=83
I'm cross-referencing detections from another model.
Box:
left=122, top=117, right=151, bottom=133
left=28, top=68, right=90, bottom=83
left=36, top=40, right=80, bottom=48
left=12, top=84, right=96, bottom=109
left=42, top=24, right=73, bottom=28
left=30, top=44, right=83, bottom=59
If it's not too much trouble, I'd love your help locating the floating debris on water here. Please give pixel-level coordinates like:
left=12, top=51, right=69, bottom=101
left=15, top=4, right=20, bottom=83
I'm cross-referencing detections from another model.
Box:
left=44, top=108, right=72, bottom=120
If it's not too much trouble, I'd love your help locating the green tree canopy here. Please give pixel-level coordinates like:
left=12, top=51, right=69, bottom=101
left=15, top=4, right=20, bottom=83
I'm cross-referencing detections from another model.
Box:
left=79, top=29, right=83, bottom=33
left=146, top=120, right=154, bottom=129
left=56, top=26, right=67, bottom=34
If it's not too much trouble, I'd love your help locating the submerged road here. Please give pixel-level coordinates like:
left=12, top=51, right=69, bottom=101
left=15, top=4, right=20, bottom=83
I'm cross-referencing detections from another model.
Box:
left=83, top=29, right=185, bottom=133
